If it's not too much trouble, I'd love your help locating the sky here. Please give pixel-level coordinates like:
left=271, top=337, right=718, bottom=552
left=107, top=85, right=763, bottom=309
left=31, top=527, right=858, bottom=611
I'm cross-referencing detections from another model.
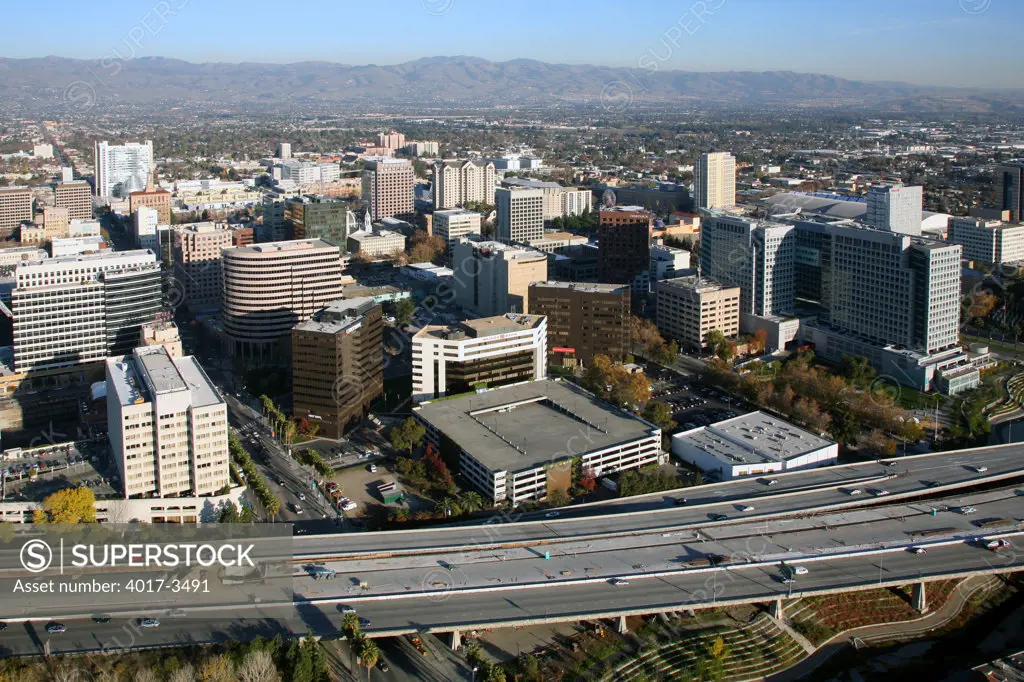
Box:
left=6, top=0, right=1022, bottom=88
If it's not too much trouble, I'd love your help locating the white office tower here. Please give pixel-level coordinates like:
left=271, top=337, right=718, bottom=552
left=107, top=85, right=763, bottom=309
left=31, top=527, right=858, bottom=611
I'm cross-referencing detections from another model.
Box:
left=699, top=212, right=795, bottom=317
left=432, top=159, right=496, bottom=209
left=106, top=346, right=230, bottom=499
left=11, top=250, right=163, bottom=372
left=94, top=140, right=154, bottom=198
left=866, top=183, right=923, bottom=236
left=60, top=167, right=74, bottom=183
left=134, top=205, right=160, bottom=250
left=947, top=217, right=1024, bottom=264
left=495, top=186, right=544, bottom=244
left=694, top=152, right=737, bottom=210
left=277, top=142, right=292, bottom=159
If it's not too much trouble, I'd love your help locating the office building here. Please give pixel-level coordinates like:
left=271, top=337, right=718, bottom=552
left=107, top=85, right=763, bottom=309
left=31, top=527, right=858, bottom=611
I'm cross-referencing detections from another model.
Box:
left=140, top=320, right=183, bottom=357
left=413, top=313, right=547, bottom=403
left=528, top=232, right=588, bottom=253
left=649, top=243, right=692, bottom=283
left=499, top=177, right=591, bottom=221
left=694, top=152, right=736, bottom=210
left=866, top=183, right=923, bottom=236
left=221, top=239, right=344, bottom=359
left=174, top=223, right=233, bottom=310
left=655, top=276, right=741, bottom=351
left=274, top=160, right=341, bottom=188
left=496, top=186, right=544, bottom=244
left=452, top=238, right=548, bottom=316
left=261, top=197, right=290, bottom=242
left=433, top=159, right=496, bottom=209
left=362, top=158, right=414, bottom=220
left=129, top=174, right=172, bottom=226
left=292, top=298, right=384, bottom=439
left=284, top=195, right=352, bottom=245
left=996, top=161, right=1024, bottom=222
left=432, top=209, right=482, bottom=257
left=699, top=212, right=795, bottom=318
left=106, top=346, right=230, bottom=499
left=414, top=379, right=662, bottom=504
left=134, top=205, right=160, bottom=251
left=346, top=228, right=407, bottom=259
left=68, top=219, right=102, bottom=238
left=50, top=236, right=107, bottom=258
left=671, top=412, right=837, bottom=481
left=54, top=180, right=93, bottom=221
left=528, top=281, right=631, bottom=366
left=947, top=217, right=1024, bottom=264
left=42, top=206, right=70, bottom=240
left=94, top=140, right=154, bottom=198
left=0, top=187, right=32, bottom=238
left=597, top=208, right=652, bottom=292
left=11, top=250, right=162, bottom=372
left=377, top=131, right=406, bottom=151
left=276, top=142, right=292, bottom=160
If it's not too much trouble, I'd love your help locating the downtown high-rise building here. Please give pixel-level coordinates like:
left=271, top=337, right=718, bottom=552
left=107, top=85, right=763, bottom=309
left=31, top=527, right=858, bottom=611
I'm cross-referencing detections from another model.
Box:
left=495, top=186, right=544, bottom=244
left=865, top=183, right=923, bottom=236
left=284, top=195, right=353, bottom=246
left=54, top=180, right=93, bottom=221
left=996, top=161, right=1024, bottom=222
left=174, top=223, right=234, bottom=311
left=433, top=159, right=496, bottom=209
left=528, top=281, right=631, bottom=366
left=94, top=140, right=154, bottom=198
left=362, top=158, right=414, bottom=221
left=0, top=186, right=32, bottom=238
left=699, top=212, right=795, bottom=319
left=694, top=152, right=736, bottom=210
left=451, top=238, right=548, bottom=317
left=597, top=208, right=653, bottom=293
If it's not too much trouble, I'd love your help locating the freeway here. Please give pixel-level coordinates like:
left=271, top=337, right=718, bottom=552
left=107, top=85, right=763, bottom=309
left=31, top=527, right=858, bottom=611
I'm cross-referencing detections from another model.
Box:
left=290, top=445, right=1024, bottom=557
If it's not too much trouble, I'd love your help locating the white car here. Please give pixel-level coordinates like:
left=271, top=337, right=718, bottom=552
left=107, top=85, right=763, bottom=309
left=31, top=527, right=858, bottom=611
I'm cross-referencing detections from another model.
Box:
left=610, top=578, right=630, bottom=586
left=740, top=505, right=755, bottom=512
left=342, top=501, right=358, bottom=511
left=340, top=605, right=356, bottom=615
left=139, top=619, right=160, bottom=628
left=790, top=565, right=809, bottom=576
left=910, top=547, right=927, bottom=555
left=973, top=466, right=989, bottom=473
left=846, top=488, right=863, bottom=496
left=958, top=506, right=977, bottom=515
left=869, top=488, right=890, bottom=497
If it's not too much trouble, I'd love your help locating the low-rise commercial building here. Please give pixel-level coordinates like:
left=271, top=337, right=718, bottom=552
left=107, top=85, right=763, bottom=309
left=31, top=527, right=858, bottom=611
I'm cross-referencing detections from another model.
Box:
left=671, top=412, right=838, bottom=481
left=412, top=313, right=547, bottom=403
left=528, top=281, right=630, bottom=366
left=947, top=216, right=1024, bottom=264
left=655, top=276, right=741, bottom=351
left=415, top=379, right=662, bottom=504
left=347, top=228, right=407, bottom=259
left=432, top=209, right=482, bottom=257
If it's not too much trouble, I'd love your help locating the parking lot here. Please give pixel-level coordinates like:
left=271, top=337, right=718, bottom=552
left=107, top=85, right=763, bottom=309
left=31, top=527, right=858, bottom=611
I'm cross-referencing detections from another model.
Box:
left=648, top=372, right=749, bottom=436
left=1, top=440, right=119, bottom=500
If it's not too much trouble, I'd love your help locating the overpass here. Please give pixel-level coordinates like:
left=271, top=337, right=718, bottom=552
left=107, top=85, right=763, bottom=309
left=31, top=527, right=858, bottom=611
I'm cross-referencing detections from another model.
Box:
left=0, top=446, right=1022, bottom=656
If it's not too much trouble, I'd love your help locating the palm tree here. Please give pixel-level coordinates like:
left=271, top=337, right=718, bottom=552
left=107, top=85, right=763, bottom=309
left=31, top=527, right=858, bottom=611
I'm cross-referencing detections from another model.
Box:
left=341, top=613, right=360, bottom=639
left=440, top=497, right=461, bottom=517
left=459, top=491, right=483, bottom=513
left=359, top=638, right=379, bottom=681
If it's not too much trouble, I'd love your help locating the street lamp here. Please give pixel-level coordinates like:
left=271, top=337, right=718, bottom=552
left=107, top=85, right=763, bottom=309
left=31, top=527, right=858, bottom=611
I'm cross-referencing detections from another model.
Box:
left=472, top=666, right=478, bottom=682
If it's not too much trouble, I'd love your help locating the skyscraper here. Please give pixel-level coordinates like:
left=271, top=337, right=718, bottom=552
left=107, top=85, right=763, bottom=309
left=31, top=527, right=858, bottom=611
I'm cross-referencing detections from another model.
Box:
left=451, top=238, right=548, bottom=316
left=94, top=140, right=154, bottom=198
left=597, top=208, right=652, bottom=292
left=0, top=186, right=32, bottom=238
left=996, top=161, right=1024, bottom=222
left=495, top=186, right=544, bottom=244
left=694, top=152, right=736, bottom=210
left=362, top=158, right=414, bottom=221
left=433, top=159, right=496, bottom=209
left=54, top=180, right=93, bottom=221
left=866, top=183, right=923, bottom=236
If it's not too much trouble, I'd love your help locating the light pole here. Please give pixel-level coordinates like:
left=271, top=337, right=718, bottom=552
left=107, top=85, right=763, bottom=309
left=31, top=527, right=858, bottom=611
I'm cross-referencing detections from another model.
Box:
left=472, top=666, right=478, bottom=682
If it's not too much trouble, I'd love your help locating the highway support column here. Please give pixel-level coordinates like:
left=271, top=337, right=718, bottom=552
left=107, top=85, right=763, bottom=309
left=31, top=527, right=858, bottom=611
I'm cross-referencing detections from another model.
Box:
left=617, top=615, right=629, bottom=634
left=771, top=599, right=784, bottom=620
left=451, top=630, right=462, bottom=651
left=913, top=582, right=928, bottom=613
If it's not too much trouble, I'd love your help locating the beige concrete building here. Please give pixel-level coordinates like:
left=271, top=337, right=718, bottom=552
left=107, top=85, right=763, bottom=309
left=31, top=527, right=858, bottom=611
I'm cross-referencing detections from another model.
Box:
left=947, top=216, right=1024, bottom=264
left=433, top=159, right=496, bottom=209
left=174, top=223, right=233, bottom=310
left=54, top=180, right=93, bottom=221
left=106, top=346, right=229, bottom=499
left=451, top=238, right=548, bottom=316
left=432, top=209, right=482, bottom=256
left=129, top=176, right=172, bottom=225
left=19, top=225, right=45, bottom=244
left=140, top=320, right=183, bottom=357
left=221, top=239, right=344, bottom=359
left=0, top=187, right=32, bottom=238
left=42, top=206, right=70, bottom=239
left=500, top=177, right=593, bottom=220
left=496, top=186, right=544, bottom=244
left=377, top=131, right=406, bottom=150
left=362, top=158, right=414, bottom=220
left=694, top=151, right=736, bottom=210
left=655, top=276, right=741, bottom=351
left=347, top=228, right=407, bottom=259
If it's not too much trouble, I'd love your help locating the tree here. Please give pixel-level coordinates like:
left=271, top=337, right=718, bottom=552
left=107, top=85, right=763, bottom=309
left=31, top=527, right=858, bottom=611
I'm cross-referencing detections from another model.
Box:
left=342, top=612, right=361, bottom=639
left=642, top=401, right=676, bottom=431
left=704, top=329, right=730, bottom=360
left=459, top=491, right=483, bottom=513
left=33, top=486, right=97, bottom=523
left=389, top=417, right=426, bottom=453
left=236, top=650, right=281, bottom=682
left=408, top=231, right=447, bottom=264
left=518, top=653, right=540, bottom=680
left=395, top=298, right=416, bottom=326
left=751, top=328, right=768, bottom=355
left=168, top=664, right=197, bottom=682
left=198, top=655, right=235, bottom=682
left=577, top=467, right=597, bottom=493
left=358, top=638, right=379, bottom=681
left=838, top=354, right=876, bottom=387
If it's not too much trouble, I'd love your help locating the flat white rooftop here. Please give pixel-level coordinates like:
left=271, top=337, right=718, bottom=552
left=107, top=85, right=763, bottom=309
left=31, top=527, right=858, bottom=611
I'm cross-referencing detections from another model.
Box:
left=674, top=411, right=834, bottom=466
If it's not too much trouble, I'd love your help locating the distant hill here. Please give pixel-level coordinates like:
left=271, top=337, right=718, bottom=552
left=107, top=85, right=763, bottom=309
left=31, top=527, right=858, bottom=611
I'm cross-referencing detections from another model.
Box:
left=0, top=55, right=1019, bottom=112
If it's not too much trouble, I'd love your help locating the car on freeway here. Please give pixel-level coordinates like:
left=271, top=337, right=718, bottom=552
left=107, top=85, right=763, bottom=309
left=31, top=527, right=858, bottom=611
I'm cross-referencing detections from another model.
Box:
left=340, top=605, right=356, bottom=615
left=377, top=659, right=390, bottom=673
left=739, top=505, right=755, bottom=512
left=545, top=511, right=560, bottom=518
left=92, top=615, right=111, bottom=623
left=709, top=513, right=728, bottom=521
left=297, top=492, right=306, bottom=501
left=973, top=466, right=989, bottom=473
left=610, top=578, right=630, bottom=586
left=984, top=538, right=1011, bottom=550
left=846, top=488, right=863, bottom=496
left=168, top=608, right=187, bottom=617
left=957, top=506, right=977, bottom=515
left=358, top=617, right=372, bottom=628
left=868, top=488, right=890, bottom=497
left=788, top=565, right=809, bottom=576
left=762, top=479, right=778, bottom=487
left=674, top=497, right=688, bottom=506
left=139, top=618, right=160, bottom=628
left=46, top=623, right=66, bottom=634
left=910, top=547, right=927, bottom=555
left=292, top=504, right=304, bottom=514
left=0, top=622, right=7, bottom=631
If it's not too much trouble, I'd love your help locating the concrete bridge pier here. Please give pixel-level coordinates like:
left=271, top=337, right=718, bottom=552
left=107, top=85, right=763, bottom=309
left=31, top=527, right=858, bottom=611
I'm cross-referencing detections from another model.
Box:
left=658, top=612, right=672, bottom=624
left=617, top=615, right=629, bottom=634
left=450, top=629, right=462, bottom=651
left=770, top=599, right=784, bottom=620
left=912, top=582, right=928, bottom=613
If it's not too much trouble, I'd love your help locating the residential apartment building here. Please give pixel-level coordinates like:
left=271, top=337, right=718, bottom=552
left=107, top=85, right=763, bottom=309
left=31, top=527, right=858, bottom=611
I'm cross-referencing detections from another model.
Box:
left=174, top=223, right=233, bottom=310
left=11, top=250, right=162, bottom=372
left=221, top=239, right=344, bottom=359
left=94, top=140, right=154, bottom=198
left=433, top=159, right=496, bottom=209
left=451, top=238, right=548, bottom=316
left=433, top=209, right=482, bottom=257
left=496, top=186, right=544, bottom=244
left=284, top=195, right=352, bottom=245
left=699, top=212, right=795, bottom=318
left=377, top=131, right=406, bottom=150
left=500, top=177, right=593, bottom=221
left=106, top=346, right=230, bottom=499
left=54, top=180, right=93, bottom=221
left=404, top=140, right=439, bottom=156
left=362, top=158, right=414, bottom=220
left=947, top=216, right=1024, bottom=264
left=292, top=298, right=384, bottom=439
left=0, top=187, right=32, bottom=238
left=346, top=228, right=407, bottom=259
left=528, top=281, right=631, bottom=366
left=597, top=208, right=652, bottom=292
left=996, top=160, right=1024, bottom=222
left=412, top=313, right=547, bottom=403
left=866, top=183, right=923, bottom=236
left=694, top=152, right=736, bottom=210
left=655, top=276, right=741, bottom=351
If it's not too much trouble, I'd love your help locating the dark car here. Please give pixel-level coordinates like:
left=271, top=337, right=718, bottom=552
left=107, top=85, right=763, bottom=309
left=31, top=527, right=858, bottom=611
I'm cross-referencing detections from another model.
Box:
left=0, top=622, right=7, bottom=631
left=46, top=623, right=66, bottom=634
left=92, top=615, right=112, bottom=623
left=709, top=513, right=728, bottom=521
left=674, top=497, right=688, bottom=506
left=377, top=659, right=390, bottom=672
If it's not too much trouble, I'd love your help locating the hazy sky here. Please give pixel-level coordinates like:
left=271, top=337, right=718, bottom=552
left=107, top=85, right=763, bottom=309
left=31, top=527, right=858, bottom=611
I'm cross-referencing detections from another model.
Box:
left=7, top=0, right=1021, bottom=88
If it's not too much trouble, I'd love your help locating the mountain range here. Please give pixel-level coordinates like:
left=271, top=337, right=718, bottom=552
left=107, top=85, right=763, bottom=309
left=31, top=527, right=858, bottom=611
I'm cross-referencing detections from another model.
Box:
left=0, top=55, right=1019, bottom=112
